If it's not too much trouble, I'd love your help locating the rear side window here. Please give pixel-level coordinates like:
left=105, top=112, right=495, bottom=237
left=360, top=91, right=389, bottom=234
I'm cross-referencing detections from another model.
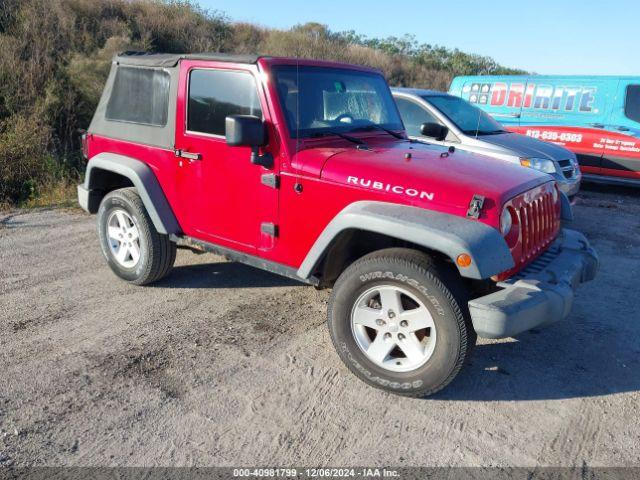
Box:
left=625, top=85, right=640, bottom=122
left=106, top=67, right=170, bottom=126
left=187, top=69, right=262, bottom=136
left=395, top=97, right=439, bottom=137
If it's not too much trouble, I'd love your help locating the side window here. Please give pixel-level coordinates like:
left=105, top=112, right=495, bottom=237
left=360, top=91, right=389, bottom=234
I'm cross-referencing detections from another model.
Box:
left=106, top=67, right=170, bottom=126
left=187, top=69, right=262, bottom=136
left=625, top=85, right=640, bottom=123
left=395, top=97, right=439, bottom=137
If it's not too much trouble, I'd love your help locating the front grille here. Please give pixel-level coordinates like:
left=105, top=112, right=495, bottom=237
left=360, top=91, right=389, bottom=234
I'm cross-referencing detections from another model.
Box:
left=495, top=182, right=561, bottom=281
left=558, top=159, right=575, bottom=179
left=517, top=189, right=558, bottom=261
left=508, top=243, right=560, bottom=282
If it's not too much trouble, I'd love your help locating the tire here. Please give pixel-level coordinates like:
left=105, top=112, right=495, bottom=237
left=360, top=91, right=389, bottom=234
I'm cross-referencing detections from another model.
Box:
left=328, top=248, right=476, bottom=397
left=97, top=187, right=176, bottom=285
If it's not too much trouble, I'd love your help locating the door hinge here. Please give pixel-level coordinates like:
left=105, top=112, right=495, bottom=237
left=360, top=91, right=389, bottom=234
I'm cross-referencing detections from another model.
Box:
left=466, top=194, right=485, bottom=219
left=261, top=173, right=280, bottom=189
left=251, top=150, right=274, bottom=169
left=261, top=222, right=279, bottom=237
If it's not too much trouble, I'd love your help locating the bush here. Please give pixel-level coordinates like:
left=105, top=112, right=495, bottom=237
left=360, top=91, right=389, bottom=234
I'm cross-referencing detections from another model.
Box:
left=0, top=0, right=524, bottom=206
left=0, top=112, right=54, bottom=204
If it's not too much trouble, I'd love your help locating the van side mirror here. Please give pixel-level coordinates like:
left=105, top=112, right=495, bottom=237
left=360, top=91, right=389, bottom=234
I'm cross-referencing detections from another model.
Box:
left=420, top=122, right=449, bottom=141
left=225, top=115, right=272, bottom=168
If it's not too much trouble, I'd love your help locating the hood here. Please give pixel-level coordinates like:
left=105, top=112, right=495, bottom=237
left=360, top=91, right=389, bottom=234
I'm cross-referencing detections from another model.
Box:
left=317, top=139, right=550, bottom=210
left=478, top=132, right=573, bottom=160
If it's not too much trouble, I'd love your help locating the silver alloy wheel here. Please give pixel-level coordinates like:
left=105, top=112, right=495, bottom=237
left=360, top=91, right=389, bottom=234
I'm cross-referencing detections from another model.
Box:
left=350, top=285, right=437, bottom=372
left=106, top=209, right=141, bottom=269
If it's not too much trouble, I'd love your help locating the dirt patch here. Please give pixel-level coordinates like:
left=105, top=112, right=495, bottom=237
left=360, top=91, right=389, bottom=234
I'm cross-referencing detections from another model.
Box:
left=0, top=185, right=639, bottom=467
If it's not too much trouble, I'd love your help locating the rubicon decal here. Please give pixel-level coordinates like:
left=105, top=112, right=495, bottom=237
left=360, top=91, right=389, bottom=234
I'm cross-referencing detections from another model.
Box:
left=347, top=176, right=435, bottom=200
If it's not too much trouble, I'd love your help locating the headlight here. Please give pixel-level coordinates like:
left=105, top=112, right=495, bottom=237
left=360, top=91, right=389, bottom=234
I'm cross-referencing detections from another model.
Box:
left=520, top=157, right=557, bottom=174
left=500, top=207, right=512, bottom=236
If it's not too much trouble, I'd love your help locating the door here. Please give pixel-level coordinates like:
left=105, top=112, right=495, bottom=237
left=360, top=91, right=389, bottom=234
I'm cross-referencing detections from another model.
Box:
left=174, top=62, right=274, bottom=251
left=517, top=77, right=615, bottom=174
left=394, top=95, right=448, bottom=144
left=600, top=79, right=640, bottom=178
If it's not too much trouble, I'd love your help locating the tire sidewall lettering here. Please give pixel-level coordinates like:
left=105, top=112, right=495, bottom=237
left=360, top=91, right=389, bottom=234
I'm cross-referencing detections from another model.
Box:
left=358, top=270, right=445, bottom=316
left=339, top=342, right=423, bottom=390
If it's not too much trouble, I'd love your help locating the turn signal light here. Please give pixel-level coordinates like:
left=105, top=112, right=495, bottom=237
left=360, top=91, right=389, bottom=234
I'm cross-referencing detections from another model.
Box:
left=456, top=254, right=472, bottom=268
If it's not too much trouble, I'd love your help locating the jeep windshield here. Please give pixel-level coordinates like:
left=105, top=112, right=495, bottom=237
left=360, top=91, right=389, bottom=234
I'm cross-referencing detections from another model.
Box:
left=272, top=65, right=404, bottom=139
left=424, top=95, right=507, bottom=136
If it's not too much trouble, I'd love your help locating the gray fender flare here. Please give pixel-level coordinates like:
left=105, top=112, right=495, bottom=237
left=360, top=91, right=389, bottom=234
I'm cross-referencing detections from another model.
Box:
left=559, top=191, right=574, bottom=222
left=296, top=201, right=514, bottom=281
left=82, top=153, right=181, bottom=235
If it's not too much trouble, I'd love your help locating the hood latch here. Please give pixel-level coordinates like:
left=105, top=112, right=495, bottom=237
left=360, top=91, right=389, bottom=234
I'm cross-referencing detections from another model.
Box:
left=466, top=194, right=485, bottom=219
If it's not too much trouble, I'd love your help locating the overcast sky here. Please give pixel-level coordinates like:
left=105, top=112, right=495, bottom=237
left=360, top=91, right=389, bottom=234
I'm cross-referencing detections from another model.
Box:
left=198, top=0, right=639, bottom=75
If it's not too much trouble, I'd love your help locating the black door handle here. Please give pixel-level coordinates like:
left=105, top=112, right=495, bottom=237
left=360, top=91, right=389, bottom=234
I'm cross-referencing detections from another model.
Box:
left=617, top=125, right=630, bottom=131
left=589, top=123, right=605, bottom=128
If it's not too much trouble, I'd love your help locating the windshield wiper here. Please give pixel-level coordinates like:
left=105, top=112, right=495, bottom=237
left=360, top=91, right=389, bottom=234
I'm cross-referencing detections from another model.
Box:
left=351, top=123, right=405, bottom=140
left=308, top=130, right=365, bottom=145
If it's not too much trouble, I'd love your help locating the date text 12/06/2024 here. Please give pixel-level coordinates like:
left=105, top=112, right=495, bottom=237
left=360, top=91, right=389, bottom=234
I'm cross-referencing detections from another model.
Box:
left=232, top=468, right=400, bottom=478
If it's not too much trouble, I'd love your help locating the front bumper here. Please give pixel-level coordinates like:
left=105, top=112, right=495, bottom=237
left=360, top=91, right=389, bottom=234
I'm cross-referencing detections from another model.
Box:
left=556, top=172, right=581, bottom=198
left=468, top=229, right=598, bottom=338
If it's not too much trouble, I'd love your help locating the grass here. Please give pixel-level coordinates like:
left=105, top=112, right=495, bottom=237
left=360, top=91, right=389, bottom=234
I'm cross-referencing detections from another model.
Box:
left=1, top=180, right=79, bottom=213
left=22, top=180, right=79, bottom=209
left=0, top=182, right=80, bottom=216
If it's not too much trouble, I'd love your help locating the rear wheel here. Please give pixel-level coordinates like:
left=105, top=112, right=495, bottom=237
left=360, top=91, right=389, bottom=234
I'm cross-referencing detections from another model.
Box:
left=97, top=187, right=176, bottom=285
left=328, top=248, right=475, bottom=397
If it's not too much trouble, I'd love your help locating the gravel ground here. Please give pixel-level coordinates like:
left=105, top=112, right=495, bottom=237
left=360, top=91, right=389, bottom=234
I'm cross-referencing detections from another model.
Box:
left=0, top=185, right=639, bottom=468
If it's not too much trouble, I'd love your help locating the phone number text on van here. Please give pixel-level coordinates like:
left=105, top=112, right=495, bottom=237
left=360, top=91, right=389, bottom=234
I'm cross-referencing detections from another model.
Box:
left=525, top=129, right=583, bottom=143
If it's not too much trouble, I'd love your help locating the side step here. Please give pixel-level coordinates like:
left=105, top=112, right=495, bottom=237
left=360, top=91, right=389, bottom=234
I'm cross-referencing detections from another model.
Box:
left=169, top=234, right=318, bottom=286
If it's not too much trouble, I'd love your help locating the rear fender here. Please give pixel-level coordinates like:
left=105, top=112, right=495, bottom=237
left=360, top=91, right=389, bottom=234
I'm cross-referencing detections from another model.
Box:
left=79, top=153, right=180, bottom=235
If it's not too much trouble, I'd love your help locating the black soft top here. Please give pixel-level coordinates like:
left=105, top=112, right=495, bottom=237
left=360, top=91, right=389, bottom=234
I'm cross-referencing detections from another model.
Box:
left=115, top=51, right=262, bottom=68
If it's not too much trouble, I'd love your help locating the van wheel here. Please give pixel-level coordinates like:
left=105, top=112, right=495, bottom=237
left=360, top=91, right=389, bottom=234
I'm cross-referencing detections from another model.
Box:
left=97, top=187, right=176, bottom=285
left=328, top=248, right=475, bottom=397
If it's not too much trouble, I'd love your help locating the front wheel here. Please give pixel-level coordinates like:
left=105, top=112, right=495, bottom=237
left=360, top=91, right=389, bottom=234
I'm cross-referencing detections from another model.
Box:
left=328, top=248, right=475, bottom=397
left=97, top=187, right=176, bottom=285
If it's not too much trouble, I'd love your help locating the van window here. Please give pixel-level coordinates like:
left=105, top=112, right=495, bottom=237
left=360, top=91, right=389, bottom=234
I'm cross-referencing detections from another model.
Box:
left=187, top=69, right=262, bottom=136
left=625, top=85, right=640, bottom=122
left=395, top=97, right=439, bottom=137
left=106, top=67, right=170, bottom=126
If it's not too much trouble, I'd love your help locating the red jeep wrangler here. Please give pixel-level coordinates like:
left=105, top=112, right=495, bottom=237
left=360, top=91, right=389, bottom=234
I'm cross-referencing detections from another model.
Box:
left=78, top=53, right=598, bottom=396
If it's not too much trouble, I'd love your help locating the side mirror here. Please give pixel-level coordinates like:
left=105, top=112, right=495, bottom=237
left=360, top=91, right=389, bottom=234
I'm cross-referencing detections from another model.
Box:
left=420, top=122, right=449, bottom=141
left=225, top=115, right=272, bottom=168
left=225, top=115, right=266, bottom=147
